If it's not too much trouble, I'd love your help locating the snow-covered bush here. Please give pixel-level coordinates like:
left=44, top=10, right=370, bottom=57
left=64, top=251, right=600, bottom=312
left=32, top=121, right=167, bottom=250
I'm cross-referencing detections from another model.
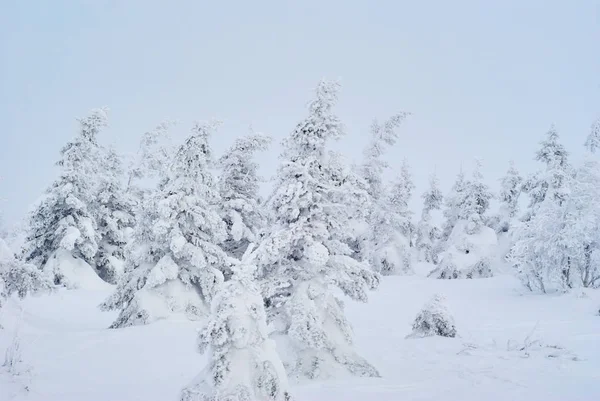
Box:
left=1, top=237, right=52, bottom=313
left=408, top=294, right=457, bottom=338
left=429, top=221, right=497, bottom=279
left=181, top=246, right=291, bottom=401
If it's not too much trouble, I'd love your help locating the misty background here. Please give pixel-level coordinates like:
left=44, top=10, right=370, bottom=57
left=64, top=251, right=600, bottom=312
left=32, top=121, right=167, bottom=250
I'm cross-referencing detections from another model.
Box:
left=1, top=0, right=598, bottom=226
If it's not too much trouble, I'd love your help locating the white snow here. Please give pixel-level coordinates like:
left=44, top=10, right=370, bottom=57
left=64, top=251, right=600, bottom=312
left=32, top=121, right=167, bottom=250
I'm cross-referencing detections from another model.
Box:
left=1, top=273, right=599, bottom=401
left=43, top=250, right=111, bottom=291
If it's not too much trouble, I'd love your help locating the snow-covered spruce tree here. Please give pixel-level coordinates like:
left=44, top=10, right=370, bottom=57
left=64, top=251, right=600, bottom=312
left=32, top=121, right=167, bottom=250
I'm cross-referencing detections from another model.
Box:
left=102, top=121, right=233, bottom=328
left=509, top=126, right=574, bottom=292
left=459, top=159, right=493, bottom=235
left=181, top=245, right=291, bottom=401
left=370, top=160, right=415, bottom=275
left=521, top=125, right=570, bottom=221
left=431, top=160, right=495, bottom=280
left=356, top=113, right=410, bottom=263
left=390, top=159, right=416, bottom=245
left=584, top=118, right=600, bottom=155
left=126, top=120, right=175, bottom=208
left=93, top=146, right=134, bottom=284
left=218, top=134, right=271, bottom=260
left=254, top=80, right=380, bottom=380
left=24, top=108, right=107, bottom=286
left=440, top=169, right=468, bottom=243
left=407, top=294, right=457, bottom=338
left=416, top=174, right=443, bottom=263
left=493, top=161, right=523, bottom=234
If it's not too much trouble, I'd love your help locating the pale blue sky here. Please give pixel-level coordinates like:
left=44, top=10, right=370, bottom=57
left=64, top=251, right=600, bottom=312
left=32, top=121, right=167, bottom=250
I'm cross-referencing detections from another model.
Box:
left=1, top=0, right=599, bottom=225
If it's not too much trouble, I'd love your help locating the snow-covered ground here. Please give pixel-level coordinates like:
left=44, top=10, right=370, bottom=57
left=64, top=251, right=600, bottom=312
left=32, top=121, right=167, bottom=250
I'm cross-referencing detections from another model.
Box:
left=1, top=273, right=600, bottom=401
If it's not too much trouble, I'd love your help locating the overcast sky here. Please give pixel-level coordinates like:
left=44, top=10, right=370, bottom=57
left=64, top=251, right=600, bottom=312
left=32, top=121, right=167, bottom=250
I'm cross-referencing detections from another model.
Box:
left=1, top=0, right=599, bottom=226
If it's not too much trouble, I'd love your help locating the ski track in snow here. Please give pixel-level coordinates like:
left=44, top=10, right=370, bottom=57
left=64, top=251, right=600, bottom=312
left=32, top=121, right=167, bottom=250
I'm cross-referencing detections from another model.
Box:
left=1, top=274, right=600, bottom=401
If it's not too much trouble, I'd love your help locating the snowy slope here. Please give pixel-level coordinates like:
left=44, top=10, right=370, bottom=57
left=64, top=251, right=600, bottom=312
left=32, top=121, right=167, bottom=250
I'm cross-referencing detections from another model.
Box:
left=1, top=275, right=600, bottom=401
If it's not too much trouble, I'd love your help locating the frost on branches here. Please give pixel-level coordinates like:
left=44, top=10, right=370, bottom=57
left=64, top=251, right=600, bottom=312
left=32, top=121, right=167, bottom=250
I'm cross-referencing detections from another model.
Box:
left=407, top=294, right=457, bottom=338
left=254, top=80, right=380, bottom=380
left=94, top=146, right=134, bottom=284
left=416, top=174, right=443, bottom=263
left=24, top=108, right=107, bottom=287
left=102, top=121, right=232, bottom=328
left=181, top=246, right=291, bottom=401
left=218, top=134, right=271, bottom=260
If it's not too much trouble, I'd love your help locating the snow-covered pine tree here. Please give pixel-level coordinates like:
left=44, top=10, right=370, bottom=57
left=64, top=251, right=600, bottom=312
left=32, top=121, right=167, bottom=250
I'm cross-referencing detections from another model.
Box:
left=584, top=118, right=600, bottom=156
left=432, top=160, right=495, bottom=280
left=126, top=120, right=175, bottom=208
left=390, top=159, right=415, bottom=244
left=460, top=159, right=493, bottom=235
left=24, top=108, right=107, bottom=287
left=254, top=80, right=380, bottom=380
left=361, top=114, right=410, bottom=203
left=494, top=161, right=523, bottom=233
left=94, top=146, right=135, bottom=284
left=521, top=125, right=570, bottom=221
left=102, top=121, right=233, bottom=328
left=181, top=245, right=291, bottom=401
left=416, top=174, right=443, bottom=263
left=371, top=159, right=415, bottom=275
left=509, top=126, right=574, bottom=292
left=218, top=134, right=271, bottom=260
left=440, top=169, right=468, bottom=243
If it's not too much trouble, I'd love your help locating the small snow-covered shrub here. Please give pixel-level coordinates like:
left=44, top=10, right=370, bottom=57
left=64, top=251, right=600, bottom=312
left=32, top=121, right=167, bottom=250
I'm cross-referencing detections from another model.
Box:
left=408, top=294, right=457, bottom=338
left=182, top=247, right=291, bottom=401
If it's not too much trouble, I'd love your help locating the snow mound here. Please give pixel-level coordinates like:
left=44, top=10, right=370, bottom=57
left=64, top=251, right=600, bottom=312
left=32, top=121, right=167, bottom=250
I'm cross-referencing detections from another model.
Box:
left=430, top=221, right=498, bottom=279
left=43, top=249, right=110, bottom=291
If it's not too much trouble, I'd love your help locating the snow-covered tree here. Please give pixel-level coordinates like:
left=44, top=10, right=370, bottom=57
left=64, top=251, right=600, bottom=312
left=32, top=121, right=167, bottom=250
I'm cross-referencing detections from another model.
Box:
left=102, top=121, right=233, bottom=328
left=522, top=125, right=570, bottom=221
left=407, top=294, right=456, bottom=338
left=510, top=126, right=575, bottom=292
left=24, top=108, right=107, bottom=286
left=493, top=161, right=522, bottom=233
left=361, top=113, right=410, bottom=202
left=416, top=174, right=443, bottom=263
left=254, top=80, right=380, bottom=380
left=440, top=169, right=468, bottom=243
left=94, top=146, right=134, bottom=284
left=460, top=159, right=493, bottom=234
left=357, top=114, right=412, bottom=273
left=126, top=120, right=175, bottom=206
left=218, top=134, right=271, bottom=259
left=584, top=118, right=600, bottom=156
left=389, top=159, right=415, bottom=243
left=369, top=160, right=415, bottom=275
left=181, top=245, right=291, bottom=401
left=433, top=160, right=496, bottom=280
